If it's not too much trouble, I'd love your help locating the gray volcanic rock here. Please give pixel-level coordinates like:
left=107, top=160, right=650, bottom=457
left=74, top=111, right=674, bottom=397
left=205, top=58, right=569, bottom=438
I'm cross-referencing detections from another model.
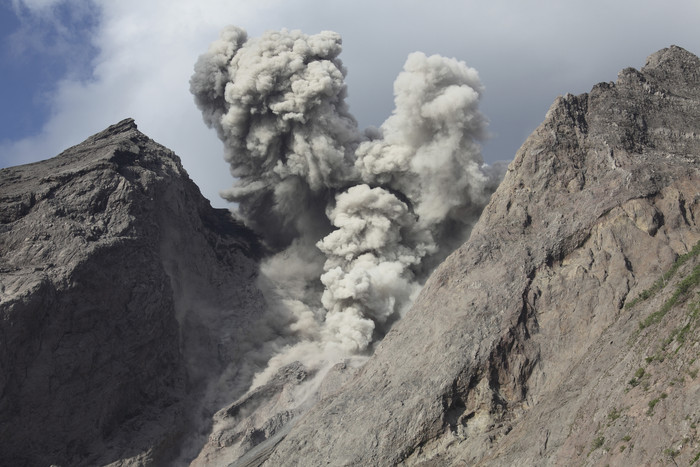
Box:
left=191, top=358, right=362, bottom=467
left=262, top=46, right=700, bottom=466
left=0, top=119, right=265, bottom=466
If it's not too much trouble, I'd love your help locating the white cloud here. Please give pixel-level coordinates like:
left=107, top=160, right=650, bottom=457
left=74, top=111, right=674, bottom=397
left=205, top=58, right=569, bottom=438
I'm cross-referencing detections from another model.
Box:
left=1, top=0, right=699, bottom=207
left=2, top=0, right=288, bottom=205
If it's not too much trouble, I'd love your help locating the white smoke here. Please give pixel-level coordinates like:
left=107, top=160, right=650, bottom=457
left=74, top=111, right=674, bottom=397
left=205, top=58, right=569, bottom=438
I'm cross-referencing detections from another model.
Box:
left=190, top=26, right=501, bottom=389
left=317, top=184, right=428, bottom=350
left=355, top=51, right=493, bottom=273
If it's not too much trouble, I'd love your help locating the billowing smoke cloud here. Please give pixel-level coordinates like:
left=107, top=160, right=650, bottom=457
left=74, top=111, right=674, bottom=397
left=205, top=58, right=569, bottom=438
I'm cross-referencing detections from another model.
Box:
left=354, top=51, right=495, bottom=276
left=190, top=26, right=361, bottom=248
left=190, top=26, right=502, bottom=389
left=317, top=184, right=428, bottom=351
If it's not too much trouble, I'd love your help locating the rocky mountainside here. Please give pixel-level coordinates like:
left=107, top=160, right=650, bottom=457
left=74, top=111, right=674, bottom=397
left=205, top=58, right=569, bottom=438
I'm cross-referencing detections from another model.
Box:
left=1, top=45, right=699, bottom=467
left=260, top=45, right=700, bottom=465
left=0, top=119, right=265, bottom=466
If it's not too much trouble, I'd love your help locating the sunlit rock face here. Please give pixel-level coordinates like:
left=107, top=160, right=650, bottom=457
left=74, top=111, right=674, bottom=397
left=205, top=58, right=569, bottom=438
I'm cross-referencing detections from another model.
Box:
left=261, top=45, right=700, bottom=466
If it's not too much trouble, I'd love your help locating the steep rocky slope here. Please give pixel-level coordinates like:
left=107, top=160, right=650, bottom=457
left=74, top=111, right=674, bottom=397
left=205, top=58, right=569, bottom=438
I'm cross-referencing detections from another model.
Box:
left=262, top=46, right=700, bottom=466
left=0, top=119, right=264, bottom=466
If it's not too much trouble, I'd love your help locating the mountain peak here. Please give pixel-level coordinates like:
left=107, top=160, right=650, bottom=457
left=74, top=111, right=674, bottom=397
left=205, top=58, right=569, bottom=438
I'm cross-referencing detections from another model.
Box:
left=0, top=121, right=263, bottom=466
left=644, top=44, right=700, bottom=72
left=80, top=117, right=140, bottom=147
left=637, top=45, right=700, bottom=97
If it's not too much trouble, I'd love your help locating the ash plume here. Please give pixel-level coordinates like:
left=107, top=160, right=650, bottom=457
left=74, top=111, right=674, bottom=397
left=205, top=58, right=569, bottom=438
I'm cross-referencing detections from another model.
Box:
left=355, top=51, right=494, bottom=273
left=190, top=26, right=361, bottom=249
left=190, top=26, right=502, bottom=388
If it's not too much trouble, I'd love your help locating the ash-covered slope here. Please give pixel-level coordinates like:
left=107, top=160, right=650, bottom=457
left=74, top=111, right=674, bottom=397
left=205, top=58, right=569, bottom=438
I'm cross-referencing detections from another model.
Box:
left=263, top=46, right=700, bottom=466
left=0, top=119, right=264, bottom=466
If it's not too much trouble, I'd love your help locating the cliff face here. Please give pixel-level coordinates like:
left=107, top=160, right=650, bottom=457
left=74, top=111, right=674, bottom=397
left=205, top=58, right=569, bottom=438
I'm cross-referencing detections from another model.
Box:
left=262, top=46, right=700, bottom=466
left=0, top=119, right=264, bottom=466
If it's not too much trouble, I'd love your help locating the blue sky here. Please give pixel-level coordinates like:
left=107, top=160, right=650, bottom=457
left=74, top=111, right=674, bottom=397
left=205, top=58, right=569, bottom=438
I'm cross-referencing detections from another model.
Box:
left=1, top=0, right=699, bottom=206
left=0, top=1, right=99, bottom=139
left=0, top=5, right=38, bottom=139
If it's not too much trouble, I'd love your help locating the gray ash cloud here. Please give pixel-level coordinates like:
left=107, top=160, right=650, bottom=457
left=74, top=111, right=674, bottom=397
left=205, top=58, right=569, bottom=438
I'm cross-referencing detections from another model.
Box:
left=190, top=25, right=505, bottom=385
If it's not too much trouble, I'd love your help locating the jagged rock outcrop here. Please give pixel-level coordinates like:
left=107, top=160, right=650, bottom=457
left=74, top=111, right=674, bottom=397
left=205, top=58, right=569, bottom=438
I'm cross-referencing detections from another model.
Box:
left=262, top=46, right=700, bottom=465
left=0, top=119, right=265, bottom=467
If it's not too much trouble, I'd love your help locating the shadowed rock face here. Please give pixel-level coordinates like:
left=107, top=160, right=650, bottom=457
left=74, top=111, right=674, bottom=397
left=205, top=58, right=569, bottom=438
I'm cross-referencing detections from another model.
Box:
left=261, top=46, right=700, bottom=466
left=0, top=119, right=264, bottom=466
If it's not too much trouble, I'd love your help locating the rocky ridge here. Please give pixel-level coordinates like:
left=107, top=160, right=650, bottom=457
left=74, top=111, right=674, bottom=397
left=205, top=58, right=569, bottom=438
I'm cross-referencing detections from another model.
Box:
left=261, top=45, right=700, bottom=466
left=0, top=119, right=264, bottom=466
